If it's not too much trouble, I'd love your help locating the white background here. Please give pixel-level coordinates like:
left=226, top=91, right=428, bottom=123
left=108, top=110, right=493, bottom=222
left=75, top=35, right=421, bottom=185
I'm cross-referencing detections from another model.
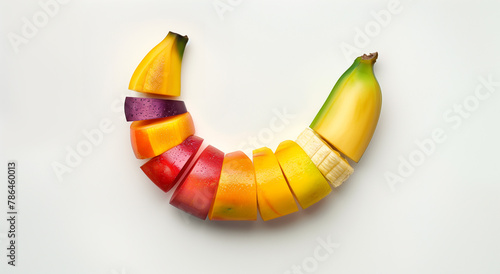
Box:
left=1, top=0, right=500, bottom=273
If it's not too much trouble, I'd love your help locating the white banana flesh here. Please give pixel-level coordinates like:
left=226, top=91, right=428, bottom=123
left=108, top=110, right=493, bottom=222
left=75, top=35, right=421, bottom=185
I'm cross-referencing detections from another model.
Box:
left=296, top=128, right=353, bottom=187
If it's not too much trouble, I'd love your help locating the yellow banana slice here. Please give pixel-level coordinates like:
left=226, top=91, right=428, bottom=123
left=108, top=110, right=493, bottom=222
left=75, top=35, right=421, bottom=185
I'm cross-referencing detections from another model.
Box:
left=296, top=128, right=353, bottom=187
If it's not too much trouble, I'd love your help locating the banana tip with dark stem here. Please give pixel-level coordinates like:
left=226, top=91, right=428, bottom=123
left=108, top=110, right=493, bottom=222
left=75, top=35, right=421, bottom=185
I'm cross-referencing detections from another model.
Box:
left=361, top=52, right=378, bottom=62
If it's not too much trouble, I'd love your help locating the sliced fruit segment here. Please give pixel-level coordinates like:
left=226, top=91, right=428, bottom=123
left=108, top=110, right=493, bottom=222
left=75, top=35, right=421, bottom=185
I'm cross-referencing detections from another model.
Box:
left=253, top=147, right=298, bottom=221
left=140, top=135, right=203, bottom=192
left=129, top=31, right=188, bottom=96
left=129, top=34, right=174, bottom=90
left=130, top=112, right=194, bottom=159
left=209, top=151, right=257, bottom=221
left=170, top=145, right=224, bottom=220
left=296, top=128, right=353, bottom=188
left=310, top=53, right=381, bottom=162
left=124, top=97, right=187, bottom=121
left=275, top=140, right=331, bottom=209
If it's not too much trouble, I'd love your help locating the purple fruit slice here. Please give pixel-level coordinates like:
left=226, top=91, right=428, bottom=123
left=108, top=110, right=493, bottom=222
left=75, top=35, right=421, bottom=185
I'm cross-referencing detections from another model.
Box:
left=124, top=97, right=187, bottom=121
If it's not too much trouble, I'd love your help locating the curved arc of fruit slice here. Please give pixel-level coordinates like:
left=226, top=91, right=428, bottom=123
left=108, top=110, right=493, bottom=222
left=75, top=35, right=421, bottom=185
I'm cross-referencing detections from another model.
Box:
left=253, top=147, right=298, bottom=221
left=124, top=97, right=187, bottom=121
left=208, top=151, right=257, bottom=221
left=170, top=145, right=225, bottom=220
left=140, top=135, right=203, bottom=192
left=275, top=140, right=331, bottom=209
left=125, top=34, right=381, bottom=222
left=130, top=112, right=195, bottom=159
left=296, top=128, right=353, bottom=188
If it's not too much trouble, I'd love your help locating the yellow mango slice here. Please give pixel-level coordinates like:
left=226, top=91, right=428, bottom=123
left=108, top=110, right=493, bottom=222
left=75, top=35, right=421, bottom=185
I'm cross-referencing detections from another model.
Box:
left=253, top=147, right=298, bottom=221
left=208, top=151, right=257, bottom=221
left=275, top=140, right=331, bottom=209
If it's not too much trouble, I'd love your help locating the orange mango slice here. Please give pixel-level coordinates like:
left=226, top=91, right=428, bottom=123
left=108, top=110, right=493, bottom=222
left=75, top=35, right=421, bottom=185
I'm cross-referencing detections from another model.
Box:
left=208, top=151, right=257, bottom=221
left=253, top=147, right=298, bottom=221
left=130, top=112, right=195, bottom=159
left=129, top=32, right=188, bottom=96
left=275, top=140, right=331, bottom=209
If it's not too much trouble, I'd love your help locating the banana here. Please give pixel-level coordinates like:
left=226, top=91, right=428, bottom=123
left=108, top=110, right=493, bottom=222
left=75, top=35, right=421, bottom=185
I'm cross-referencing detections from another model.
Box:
left=129, top=32, right=189, bottom=96
left=296, top=128, right=353, bottom=188
left=310, top=52, right=382, bottom=162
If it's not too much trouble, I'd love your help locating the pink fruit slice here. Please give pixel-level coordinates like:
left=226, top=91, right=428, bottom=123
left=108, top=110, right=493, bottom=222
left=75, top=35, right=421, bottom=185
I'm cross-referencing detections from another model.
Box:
left=141, top=135, right=203, bottom=192
left=170, top=145, right=225, bottom=219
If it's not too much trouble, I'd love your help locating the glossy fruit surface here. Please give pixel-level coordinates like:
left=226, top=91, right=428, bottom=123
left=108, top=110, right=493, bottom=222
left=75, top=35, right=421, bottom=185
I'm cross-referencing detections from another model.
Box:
left=253, top=147, right=298, bottom=221
left=129, top=31, right=188, bottom=96
left=124, top=97, right=187, bottom=121
left=209, top=151, right=257, bottom=221
left=275, top=140, right=331, bottom=209
left=170, top=145, right=224, bottom=219
left=130, top=112, right=194, bottom=159
left=140, top=135, right=203, bottom=192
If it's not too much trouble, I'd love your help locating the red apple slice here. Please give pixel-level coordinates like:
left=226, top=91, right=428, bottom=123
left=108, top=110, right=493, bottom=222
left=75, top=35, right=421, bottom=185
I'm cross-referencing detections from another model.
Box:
left=140, top=135, right=203, bottom=192
left=170, top=145, right=224, bottom=219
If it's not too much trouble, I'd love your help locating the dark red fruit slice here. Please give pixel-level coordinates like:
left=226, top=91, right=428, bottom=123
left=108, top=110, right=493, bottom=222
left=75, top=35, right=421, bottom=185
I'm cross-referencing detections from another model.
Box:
left=170, top=145, right=225, bottom=219
left=140, top=135, right=203, bottom=192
